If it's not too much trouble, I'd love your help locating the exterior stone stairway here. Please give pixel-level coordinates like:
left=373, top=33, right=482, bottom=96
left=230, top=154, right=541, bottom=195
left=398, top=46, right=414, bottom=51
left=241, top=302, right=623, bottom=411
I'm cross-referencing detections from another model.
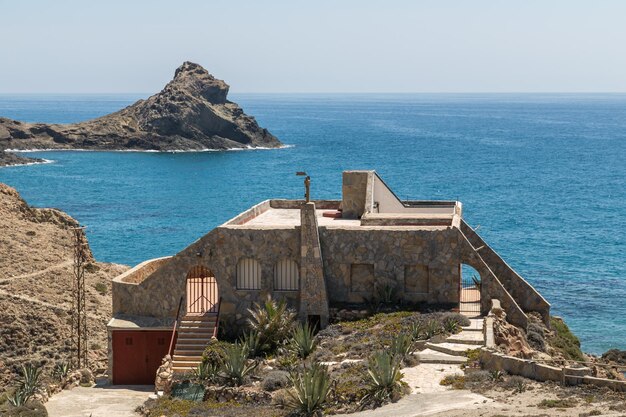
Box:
left=172, top=314, right=217, bottom=374
left=417, top=318, right=484, bottom=365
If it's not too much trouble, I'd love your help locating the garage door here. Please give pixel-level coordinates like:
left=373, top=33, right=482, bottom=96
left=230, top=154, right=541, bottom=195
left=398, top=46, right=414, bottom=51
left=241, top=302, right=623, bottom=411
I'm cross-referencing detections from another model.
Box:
left=112, top=330, right=176, bottom=385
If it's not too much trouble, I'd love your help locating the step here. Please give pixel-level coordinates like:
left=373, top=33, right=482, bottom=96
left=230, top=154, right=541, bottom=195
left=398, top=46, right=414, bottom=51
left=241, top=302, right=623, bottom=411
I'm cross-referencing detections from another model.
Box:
left=174, top=349, right=206, bottom=355
left=446, top=331, right=484, bottom=345
left=179, top=324, right=215, bottom=329
left=416, top=349, right=468, bottom=364
left=181, top=316, right=217, bottom=322
left=173, top=355, right=203, bottom=362
left=461, top=318, right=484, bottom=332
left=177, top=333, right=214, bottom=339
left=175, top=343, right=211, bottom=350
left=424, top=342, right=479, bottom=357
left=172, top=360, right=203, bottom=367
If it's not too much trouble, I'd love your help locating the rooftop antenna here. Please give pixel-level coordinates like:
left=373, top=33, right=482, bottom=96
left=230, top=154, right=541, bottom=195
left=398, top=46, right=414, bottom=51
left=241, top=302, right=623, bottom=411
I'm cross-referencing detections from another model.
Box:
left=296, top=172, right=311, bottom=203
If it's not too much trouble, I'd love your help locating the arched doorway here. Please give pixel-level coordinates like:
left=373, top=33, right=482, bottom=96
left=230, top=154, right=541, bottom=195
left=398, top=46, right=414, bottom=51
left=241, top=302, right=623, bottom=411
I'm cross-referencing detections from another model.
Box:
left=186, top=266, right=219, bottom=315
left=460, top=264, right=481, bottom=317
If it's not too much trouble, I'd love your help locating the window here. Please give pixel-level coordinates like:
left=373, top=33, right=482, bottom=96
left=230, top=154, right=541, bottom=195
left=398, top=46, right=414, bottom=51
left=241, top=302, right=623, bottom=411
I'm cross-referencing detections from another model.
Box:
left=236, top=258, right=261, bottom=290
left=274, top=259, right=300, bottom=291
left=404, top=265, right=429, bottom=293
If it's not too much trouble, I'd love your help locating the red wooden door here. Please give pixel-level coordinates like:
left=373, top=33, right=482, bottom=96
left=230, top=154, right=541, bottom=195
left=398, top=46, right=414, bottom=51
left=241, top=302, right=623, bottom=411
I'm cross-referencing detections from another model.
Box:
left=112, top=331, right=175, bottom=385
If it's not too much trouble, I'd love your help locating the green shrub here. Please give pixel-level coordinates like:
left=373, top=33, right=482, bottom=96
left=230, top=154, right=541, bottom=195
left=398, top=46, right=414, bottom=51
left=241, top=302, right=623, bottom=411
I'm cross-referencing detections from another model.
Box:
left=94, top=282, right=107, bottom=295
left=3, top=400, right=49, bottom=417
left=442, top=317, right=459, bottom=334
left=440, top=374, right=465, bottom=389
left=361, top=351, right=404, bottom=407
left=289, top=321, right=318, bottom=359
left=504, top=375, right=528, bottom=393
left=527, top=329, right=546, bottom=351
left=202, top=340, right=230, bottom=367
left=286, top=363, right=331, bottom=416
left=440, top=312, right=471, bottom=328
left=538, top=398, right=577, bottom=408
left=464, top=370, right=490, bottom=383
left=261, top=370, right=290, bottom=392
left=548, top=317, right=584, bottom=362
left=247, top=296, right=296, bottom=354
left=220, top=342, right=257, bottom=386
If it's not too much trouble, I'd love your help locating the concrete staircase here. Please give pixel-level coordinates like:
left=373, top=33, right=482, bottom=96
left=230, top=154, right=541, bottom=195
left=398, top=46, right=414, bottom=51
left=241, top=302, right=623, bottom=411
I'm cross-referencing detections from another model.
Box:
left=417, top=318, right=484, bottom=365
left=172, top=314, right=217, bottom=374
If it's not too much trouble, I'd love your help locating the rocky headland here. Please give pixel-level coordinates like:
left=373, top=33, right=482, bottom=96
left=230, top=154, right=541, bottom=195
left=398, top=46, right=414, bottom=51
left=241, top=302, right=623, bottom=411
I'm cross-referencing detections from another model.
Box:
left=0, top=61, right=282, bottom=166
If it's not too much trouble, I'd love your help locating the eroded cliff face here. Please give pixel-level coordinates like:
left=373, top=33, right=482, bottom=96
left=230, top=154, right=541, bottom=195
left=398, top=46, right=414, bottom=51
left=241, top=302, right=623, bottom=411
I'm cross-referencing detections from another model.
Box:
left=0, top=62, right=282, bottom=154
left=0, top=183, right=128, bottom=389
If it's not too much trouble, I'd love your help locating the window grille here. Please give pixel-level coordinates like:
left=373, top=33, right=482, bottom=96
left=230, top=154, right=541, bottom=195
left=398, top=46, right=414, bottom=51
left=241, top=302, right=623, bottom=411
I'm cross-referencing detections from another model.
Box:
left=274, top=258, right=300, bottom=291
left=236, top=258, right=262, bottom=290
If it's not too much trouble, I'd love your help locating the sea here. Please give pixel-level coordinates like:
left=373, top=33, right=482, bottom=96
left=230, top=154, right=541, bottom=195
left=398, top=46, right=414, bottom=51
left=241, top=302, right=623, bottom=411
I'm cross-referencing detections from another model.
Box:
left=1, top=93, right=624, bottom=355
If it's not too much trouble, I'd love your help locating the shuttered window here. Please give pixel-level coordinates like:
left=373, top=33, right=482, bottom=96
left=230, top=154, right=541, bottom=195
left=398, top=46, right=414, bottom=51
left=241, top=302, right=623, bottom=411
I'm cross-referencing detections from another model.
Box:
left=236, top=258, right=261, bottom=290
left=274, top=259, right=300, bottom=291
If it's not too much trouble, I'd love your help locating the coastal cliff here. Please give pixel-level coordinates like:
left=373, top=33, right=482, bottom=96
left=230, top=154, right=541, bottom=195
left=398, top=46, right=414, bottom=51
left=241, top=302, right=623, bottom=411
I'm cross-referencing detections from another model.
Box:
left=0, top=183, right=128, bottom=389
left=0, top=62, right=282, bottom=165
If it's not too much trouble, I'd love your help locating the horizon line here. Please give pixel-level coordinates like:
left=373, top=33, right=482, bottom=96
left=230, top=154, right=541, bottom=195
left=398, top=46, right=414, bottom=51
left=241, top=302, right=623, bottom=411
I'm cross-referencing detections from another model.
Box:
left=2, top=91, right=626, bottom=96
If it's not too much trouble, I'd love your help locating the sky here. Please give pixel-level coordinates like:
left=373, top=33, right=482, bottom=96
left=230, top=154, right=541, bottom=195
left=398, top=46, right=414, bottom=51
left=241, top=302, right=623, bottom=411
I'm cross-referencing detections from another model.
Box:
left=1, top=0, right=626, bottom=94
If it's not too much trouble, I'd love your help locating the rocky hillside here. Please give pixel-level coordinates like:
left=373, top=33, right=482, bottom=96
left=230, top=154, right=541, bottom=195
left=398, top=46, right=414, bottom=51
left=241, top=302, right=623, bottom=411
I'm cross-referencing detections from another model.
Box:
left=0, top=61, right=282, bottom=165
left=0, top=183, right=128, bottom=390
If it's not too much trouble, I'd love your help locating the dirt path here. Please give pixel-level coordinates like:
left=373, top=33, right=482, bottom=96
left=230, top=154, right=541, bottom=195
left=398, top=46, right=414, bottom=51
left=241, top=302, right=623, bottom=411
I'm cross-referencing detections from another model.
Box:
left=46, top=382, right=153, bottom=417
left=0, top=289, right=101, bottom=319
left=0, top=259, right=73, bottom=283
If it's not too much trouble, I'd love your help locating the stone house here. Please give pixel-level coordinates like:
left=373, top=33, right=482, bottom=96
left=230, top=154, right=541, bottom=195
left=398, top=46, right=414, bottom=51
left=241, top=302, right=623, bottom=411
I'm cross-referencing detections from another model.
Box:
left=107, top=170, right=550, bottom=384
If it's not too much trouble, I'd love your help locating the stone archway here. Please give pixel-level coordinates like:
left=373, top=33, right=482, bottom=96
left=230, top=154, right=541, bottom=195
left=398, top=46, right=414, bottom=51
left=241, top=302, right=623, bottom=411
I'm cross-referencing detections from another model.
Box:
left=460, top=264, right=481, bottom=317
left=185, top=265, right=219, bottom=315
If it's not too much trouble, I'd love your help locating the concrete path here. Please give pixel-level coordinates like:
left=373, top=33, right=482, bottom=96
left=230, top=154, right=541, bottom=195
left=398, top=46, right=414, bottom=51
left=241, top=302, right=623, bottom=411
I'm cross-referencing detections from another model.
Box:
left=336, top=318, right=495, bottom=417
left=46, top=382, right=153, bottom=417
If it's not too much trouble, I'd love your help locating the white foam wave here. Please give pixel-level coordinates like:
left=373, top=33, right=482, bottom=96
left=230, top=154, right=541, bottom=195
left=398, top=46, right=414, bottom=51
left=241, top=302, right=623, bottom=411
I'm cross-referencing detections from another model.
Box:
left=5, top=144, right=295, bottom=153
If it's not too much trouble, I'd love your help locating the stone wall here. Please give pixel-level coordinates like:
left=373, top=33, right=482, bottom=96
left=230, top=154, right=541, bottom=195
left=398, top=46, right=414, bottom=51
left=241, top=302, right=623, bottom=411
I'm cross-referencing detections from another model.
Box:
left=319, top=226, right=461, bottom=305
left=116, top=256, right=172, bottom=284
left=342, top=171, right=372, bottom=219
left=299, top=202, right=329, bottom=326
left=460, top=220, right=550, bottom=325
left=112, top=225, right=301, bottom=327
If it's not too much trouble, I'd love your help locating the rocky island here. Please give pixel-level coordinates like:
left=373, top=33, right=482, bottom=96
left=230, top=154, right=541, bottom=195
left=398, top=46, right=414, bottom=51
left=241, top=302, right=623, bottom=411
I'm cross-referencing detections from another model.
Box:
left=0, top=62, right=282, bottom=166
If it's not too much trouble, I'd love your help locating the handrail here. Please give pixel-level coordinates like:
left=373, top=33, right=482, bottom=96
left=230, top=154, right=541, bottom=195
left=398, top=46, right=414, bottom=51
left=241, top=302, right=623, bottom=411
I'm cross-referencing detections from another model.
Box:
left=168, top=296, right=183, bottom=356
left=212, top=297, right=223, bottom=339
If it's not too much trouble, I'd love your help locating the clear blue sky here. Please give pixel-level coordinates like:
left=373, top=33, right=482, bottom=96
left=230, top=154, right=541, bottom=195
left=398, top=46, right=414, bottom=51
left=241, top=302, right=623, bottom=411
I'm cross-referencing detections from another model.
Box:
left=1, top=0, right=625, bottom=93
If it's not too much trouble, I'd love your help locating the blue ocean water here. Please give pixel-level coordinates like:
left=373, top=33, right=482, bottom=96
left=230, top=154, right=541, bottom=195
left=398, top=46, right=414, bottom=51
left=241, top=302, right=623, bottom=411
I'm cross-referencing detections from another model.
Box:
left=1, top=93, right=625, bottom=354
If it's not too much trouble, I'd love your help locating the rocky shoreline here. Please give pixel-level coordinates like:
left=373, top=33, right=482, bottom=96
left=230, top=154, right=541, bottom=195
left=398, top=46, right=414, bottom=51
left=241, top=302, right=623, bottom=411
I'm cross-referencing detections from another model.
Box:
left=0, top=62, right=282, bottom=166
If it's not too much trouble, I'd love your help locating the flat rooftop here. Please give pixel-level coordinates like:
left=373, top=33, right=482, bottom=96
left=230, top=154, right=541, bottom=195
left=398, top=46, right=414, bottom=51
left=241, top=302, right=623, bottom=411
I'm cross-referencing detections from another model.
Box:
left=244, top=207, right=361, bottom=227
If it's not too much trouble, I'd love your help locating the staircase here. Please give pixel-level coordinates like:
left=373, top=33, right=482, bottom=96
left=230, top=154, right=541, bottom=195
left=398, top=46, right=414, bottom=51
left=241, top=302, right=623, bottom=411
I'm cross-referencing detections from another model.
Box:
left=172, top=314, right=217, bottom=374
left=417, top=318, right=485, bottom=365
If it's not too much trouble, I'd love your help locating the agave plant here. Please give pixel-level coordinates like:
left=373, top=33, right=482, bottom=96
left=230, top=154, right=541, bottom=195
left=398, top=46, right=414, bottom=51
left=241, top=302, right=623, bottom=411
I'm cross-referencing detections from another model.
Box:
left=442, top=317, right=460, bottom=334
left=389, top=333, right=414, bottom=363
left=18, top=363, right=43, bottom=399
left=240, top=329, right=262, bottom=358
left=286, top=363, right=331, bottom=416
left=220, top=342, right=258, bottom=386
left=409, top=321, right=426, bottom=341
left=289, top=321, right=318, bottom=359
left=247, top=296, right=296, bottom=353
left=7, top=388, right=29, bottom=407
left=193, top=361, right=219, bottom=383
left=53, top=361, right=71, bottom=381
left=8, top=363, right=43, bottom=406
left=423, top=319, right=442, bottom=339
left=361, top=351, right=404, bottom=407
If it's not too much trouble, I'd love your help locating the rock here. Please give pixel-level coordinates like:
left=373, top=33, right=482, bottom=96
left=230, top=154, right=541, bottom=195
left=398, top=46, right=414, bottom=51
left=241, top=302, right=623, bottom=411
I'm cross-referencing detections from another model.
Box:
left=154, top=355, right=173, bottom=394
left=493, top=308, right=533, bottom=359
left=0, top=62, right=282, bottom=161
